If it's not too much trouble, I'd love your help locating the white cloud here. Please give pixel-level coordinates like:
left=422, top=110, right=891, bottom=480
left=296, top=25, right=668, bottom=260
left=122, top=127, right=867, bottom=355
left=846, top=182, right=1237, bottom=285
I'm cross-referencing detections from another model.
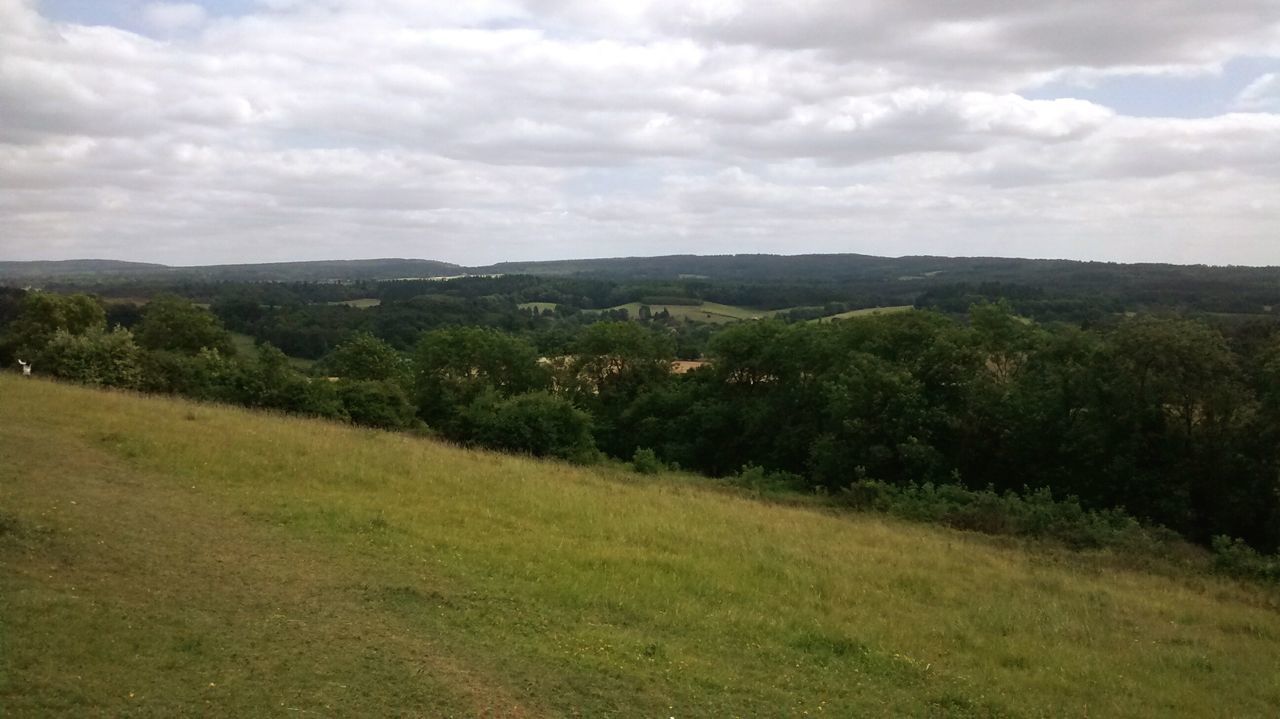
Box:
left=0, top=0, right=1278, bottom=265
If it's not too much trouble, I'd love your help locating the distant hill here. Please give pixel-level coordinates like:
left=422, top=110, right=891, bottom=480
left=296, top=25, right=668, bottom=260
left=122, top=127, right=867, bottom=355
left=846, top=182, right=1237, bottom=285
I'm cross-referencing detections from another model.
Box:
left=180, top=258, right=463, bottom=282
left=0, top=259, right=168, bottom=280
left=0, top=258, right=461, bottom=284
left=474, top=253, right=1280, bottom=315
left=476, top=252, right=1280, bottom=284
left=5, top=254, right=1280, bottom=317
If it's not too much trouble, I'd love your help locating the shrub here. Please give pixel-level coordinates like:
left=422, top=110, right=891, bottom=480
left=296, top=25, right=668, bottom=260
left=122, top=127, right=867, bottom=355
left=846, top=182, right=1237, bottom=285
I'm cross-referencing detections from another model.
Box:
left=135, top=295, right=235, bottom=356
left=732, top=464, right=805, bottom=495
left=40, top=327, right=143, bottom=389
left=337, top=379, right=416, bottom=430
left=631, top=447, right=665, bottom=474
left=460, top=390, right=599, bottom=463
left=321, top=332, right=409, bottom=384
left=838, top=480, right=1167, bottom=551
left=138, top=349, right=238, bottom=399
left=224, top=344, right=346, bottom=420
left=1212, top=536, right=1280, bottom=583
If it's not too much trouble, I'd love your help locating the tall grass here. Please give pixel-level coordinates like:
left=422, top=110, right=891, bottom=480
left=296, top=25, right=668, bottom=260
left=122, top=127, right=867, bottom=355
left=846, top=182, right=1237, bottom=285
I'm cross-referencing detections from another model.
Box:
left=2, top=375, right=1279, bottom=717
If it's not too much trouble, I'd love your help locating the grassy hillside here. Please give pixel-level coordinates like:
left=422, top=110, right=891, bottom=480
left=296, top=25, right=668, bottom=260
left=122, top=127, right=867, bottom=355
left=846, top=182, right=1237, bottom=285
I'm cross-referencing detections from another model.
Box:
left=602, top=301, right=771, bottom=323
left=812, top=305, right=915, bottom=322
left=518, top=301, right=560, bottom=313
left=2, top=377, right=1278, bottom=717
left=228, top=332, right=315, bottom=370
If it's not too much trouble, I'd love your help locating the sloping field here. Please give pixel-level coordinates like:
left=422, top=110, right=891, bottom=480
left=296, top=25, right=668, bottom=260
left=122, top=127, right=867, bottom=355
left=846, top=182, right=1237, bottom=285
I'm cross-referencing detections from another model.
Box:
left=1, top=376, right=1278, bottom=717
left=518, top=301, right=559, bottom=313
left=229, top=332, right=314, bottom=370
left=328, top=298, right=382, bottom=309
left=812, top=305, right=915, bottom=322
left=604, top=301, right=768, bottom=323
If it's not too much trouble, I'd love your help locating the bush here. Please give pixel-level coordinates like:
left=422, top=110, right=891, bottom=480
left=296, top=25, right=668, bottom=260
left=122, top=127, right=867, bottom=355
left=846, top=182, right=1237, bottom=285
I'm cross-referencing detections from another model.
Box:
left=338, top=379, right=416, bottom=430
left=838, top=480, right=1167, bottom=551
left=631, top=447, right=665, bottom=474
left=321, top=332, right=409, bottom=384
left=40, top=327, right=143, bottom=389
left=460, top=391, right=599, bottom=463
left=135, top=295, right=235, bottom=356
left=1212, top=536, right=1280, bottom=583
left=224, top=345, right=346, bottom=420
left=138, top=348, right=238, bottom=399
left=732, top=464, right=806, bottom=495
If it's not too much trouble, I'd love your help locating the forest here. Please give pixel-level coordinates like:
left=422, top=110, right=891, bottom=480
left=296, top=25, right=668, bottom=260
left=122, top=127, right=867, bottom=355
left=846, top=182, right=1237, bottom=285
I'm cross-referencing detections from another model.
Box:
left=2, top=258, right=1279, bottom=570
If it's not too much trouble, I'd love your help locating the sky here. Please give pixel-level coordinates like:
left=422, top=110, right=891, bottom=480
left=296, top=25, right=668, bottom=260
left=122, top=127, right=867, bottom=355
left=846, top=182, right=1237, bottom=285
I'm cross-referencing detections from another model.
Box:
left=1, top=0, right=1279, bottom=266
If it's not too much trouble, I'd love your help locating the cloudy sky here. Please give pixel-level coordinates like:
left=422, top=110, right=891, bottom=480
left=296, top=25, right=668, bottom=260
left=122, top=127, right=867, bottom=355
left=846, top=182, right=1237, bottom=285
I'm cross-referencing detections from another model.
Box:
left=2, top=0, right=1279, bottom=266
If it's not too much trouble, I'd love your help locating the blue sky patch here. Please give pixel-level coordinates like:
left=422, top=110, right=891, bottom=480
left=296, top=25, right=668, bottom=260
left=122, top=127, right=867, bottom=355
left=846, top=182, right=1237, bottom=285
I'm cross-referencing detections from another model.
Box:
left=1023, top=57, right=1280, bottom=118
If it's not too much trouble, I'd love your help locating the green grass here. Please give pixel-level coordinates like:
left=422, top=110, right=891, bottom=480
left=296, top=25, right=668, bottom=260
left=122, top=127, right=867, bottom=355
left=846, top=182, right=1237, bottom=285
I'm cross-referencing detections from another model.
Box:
left=228, top=330, right=258, bottom=356
left=327, top=298, right=382, bottom=309
left=3, top=376, right=1279, bottom=716
left=812, top=305, right=915, bottom=323
left=603, top=301, right=770, bottom=323
left=518, top=301, right=559, bottom=313
left=229, top=332, right=315, bottom=370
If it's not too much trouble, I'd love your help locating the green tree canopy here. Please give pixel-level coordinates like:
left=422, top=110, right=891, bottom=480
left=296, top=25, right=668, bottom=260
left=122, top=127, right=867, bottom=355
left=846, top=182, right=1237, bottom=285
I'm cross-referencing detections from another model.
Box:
left=40, top=326, right=143, bottom=389
left=136, top=295, right=235, bottom=356
left=9, top=292, right=105, bottom=358
left=413, top=327, right=547, bottom=429
left=321, top=332, right=408, bottom=384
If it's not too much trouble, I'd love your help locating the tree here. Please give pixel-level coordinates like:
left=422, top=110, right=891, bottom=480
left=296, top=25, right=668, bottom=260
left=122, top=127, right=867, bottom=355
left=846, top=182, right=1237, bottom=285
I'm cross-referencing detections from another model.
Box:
left=40, top=326, right=143, bottom=389
left=568, top=322, right=675, bottom=456
left=570, top=321, right=674, bottom=393
left=1084, top=317, right=1253, bottom=541
left=413, top=327, right=547, bottom=430
left=320, top=332, right=408, bottom=384
left=135, top=295, right=235, bottom=356
left=8, top=292, right=105, bottom=358
left=808, top=352, right=942, bottom=488
left=459, top=390, right=598, bottom=463
left=228, top=343, right=346, bottom=419
left=337, top=379, right=416, bottom=430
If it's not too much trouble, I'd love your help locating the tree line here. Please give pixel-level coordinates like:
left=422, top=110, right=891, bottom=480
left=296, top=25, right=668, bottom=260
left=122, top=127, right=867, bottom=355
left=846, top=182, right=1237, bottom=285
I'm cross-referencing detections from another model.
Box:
left=3, top=289, right=1278, bottom=556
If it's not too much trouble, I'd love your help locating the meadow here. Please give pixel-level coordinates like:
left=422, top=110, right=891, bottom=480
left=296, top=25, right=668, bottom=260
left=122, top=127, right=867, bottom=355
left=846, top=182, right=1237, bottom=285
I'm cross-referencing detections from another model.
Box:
left=329, top=298, right=383, bottom=309
left=810, top=305, right=915, bottom=322
left=598, top=301, right=916, bottom=324
left=229, top=331, right=315, bottom=370
left=517, top=301, right=560, bottom=313
left=2, top=375, right=1278, bottom=717
left=602, top=301, right=771, bottom=323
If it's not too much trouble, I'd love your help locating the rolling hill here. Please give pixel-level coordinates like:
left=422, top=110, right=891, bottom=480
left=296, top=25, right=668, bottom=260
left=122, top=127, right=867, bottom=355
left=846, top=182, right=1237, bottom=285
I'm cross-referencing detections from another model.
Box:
left=2, top=375, right=1278, bottom=716
left=0, top=258, right=461, bottom=284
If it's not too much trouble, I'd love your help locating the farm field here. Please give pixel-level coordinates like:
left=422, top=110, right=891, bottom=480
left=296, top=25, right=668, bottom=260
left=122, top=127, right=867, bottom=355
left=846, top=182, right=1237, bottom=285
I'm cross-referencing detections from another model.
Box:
left=2, top=376, right=1279, bottom=716
left=518, top=301, right=559, bottom=313
left=228, top=332, right=315, bottom=370
left=602, top=301, right=772, bottom=323
left=595, top=301, right=915, bottom=324
left=811, top=305, right=915, bottom=322
left=329, top=298, right=382, bottom=309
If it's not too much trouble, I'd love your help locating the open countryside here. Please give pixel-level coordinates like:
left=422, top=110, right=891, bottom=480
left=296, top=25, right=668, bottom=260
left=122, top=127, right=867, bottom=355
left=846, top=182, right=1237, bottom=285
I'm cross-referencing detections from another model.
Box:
left=5, top=0, right=1280, bottom=712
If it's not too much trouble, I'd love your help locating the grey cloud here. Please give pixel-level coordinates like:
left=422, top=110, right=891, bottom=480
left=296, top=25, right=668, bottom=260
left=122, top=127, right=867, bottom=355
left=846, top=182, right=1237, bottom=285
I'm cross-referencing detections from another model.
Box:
left=0, top=0, right=1279, bottom=265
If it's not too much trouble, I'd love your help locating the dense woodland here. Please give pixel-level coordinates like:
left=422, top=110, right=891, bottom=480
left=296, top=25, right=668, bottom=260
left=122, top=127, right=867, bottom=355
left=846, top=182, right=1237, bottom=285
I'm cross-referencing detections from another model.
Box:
left=2, top=257, right=1279, bottom=566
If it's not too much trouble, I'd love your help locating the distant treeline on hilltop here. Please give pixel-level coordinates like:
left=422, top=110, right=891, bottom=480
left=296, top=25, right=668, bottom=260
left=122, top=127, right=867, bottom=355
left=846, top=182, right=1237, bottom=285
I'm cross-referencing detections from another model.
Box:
left=3, top=283, right=1280, bottom=564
